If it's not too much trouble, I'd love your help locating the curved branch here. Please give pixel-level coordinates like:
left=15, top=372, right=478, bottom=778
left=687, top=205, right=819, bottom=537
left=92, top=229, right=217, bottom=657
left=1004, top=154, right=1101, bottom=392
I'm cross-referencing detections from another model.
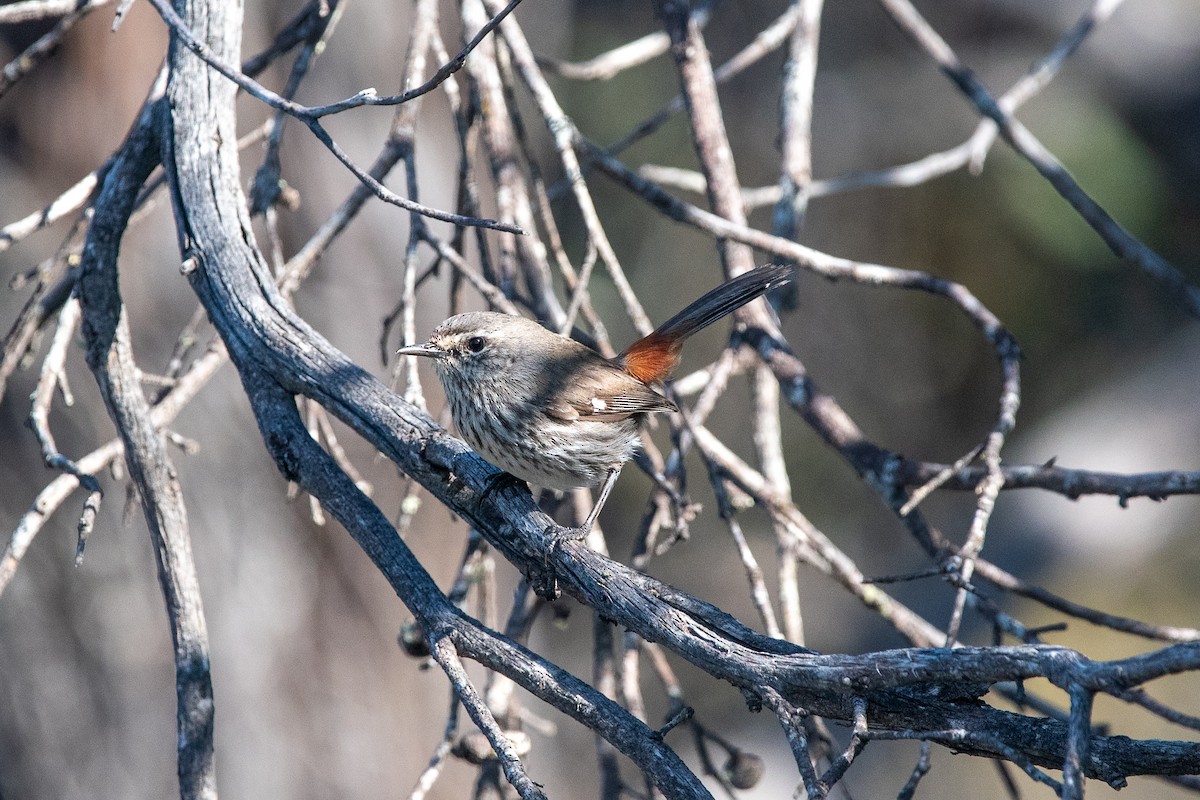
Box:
left=876, top=0, right=1200, bottom=319
left=146, top=0, right=523, bottom=233
left=76, top=87, right=217, bottom=800
left=156, top=0, right=711, bottom=794
left=152, top=0, right=1200, bottom=791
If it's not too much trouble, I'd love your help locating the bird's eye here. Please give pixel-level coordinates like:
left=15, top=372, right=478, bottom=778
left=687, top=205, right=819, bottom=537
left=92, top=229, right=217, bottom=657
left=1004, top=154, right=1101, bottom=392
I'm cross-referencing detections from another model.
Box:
left=466, top=336, right=487, bottom=353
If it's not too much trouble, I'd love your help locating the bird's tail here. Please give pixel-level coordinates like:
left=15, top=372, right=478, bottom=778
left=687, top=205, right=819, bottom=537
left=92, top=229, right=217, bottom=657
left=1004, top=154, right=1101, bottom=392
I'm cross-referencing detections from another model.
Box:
left=617, top=263, right=793, bottom=383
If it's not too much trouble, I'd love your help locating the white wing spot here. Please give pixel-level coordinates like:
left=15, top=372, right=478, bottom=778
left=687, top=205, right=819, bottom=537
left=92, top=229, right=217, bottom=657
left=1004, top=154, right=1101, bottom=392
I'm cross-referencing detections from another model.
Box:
left=590, top=397, right=607, bottom=414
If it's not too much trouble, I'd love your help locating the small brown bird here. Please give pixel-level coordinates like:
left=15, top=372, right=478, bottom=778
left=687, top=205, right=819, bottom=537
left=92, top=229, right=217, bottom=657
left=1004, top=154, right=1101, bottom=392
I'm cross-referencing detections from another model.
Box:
left=399, top=263, right=793, bottom=533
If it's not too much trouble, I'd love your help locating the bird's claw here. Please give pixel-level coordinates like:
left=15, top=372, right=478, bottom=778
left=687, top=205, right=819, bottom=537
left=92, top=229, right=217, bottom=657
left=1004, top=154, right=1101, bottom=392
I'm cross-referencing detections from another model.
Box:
left=546, top=522, right=590, bottom=551
left=478, top=470, right=526, bottom=508
left=530, top=522, right=590, bottom=600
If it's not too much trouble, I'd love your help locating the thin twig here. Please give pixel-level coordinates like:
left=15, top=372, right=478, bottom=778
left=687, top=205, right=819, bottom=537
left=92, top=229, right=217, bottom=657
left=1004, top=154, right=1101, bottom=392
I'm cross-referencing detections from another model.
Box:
left=874, top=730, right=1063, bottom=794
left=899, top=459, right=1200, bottom=503
left=701, top=442, right=781, bottom=638
left=28, top=296, right=103, bottom=494
left=690, top=420, right=948, bottom=647
left=144, top=0, right=523, bottom=233
left=771, top=0, right=824, bottom=243
left=602, top=3, right=805, bottom=161
left=534, top=1, right=714, bottom=81
left=761, top=686, right=820, bottom=798
left=0, top=0, right=111, bottom=98
left=1062, top=684, right=1094, bottom=800
left=876, top=0, right=1200, bottom=318
left=430, top=638, right=547, bottom=800
left=407, top=694, right=462, bottom=800
left=0, top=172, right=99, bottom=255
left=896, top=742, right=932, bottom=800
left=484, top=0, right=652, bottom=335
left=816, top=697, right=869, bottom=797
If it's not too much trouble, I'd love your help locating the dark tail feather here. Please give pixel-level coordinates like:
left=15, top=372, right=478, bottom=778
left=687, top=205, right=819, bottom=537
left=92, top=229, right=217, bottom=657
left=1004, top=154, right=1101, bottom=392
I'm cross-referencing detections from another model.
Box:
left=617, top=264, right=793, bottom=382
left=649, top=263, right=793, bottom=342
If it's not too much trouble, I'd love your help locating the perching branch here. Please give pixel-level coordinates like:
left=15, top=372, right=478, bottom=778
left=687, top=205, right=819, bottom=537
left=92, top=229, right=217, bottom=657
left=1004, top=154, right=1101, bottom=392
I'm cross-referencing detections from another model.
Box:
left=3, top=1, right=1198, bottom=798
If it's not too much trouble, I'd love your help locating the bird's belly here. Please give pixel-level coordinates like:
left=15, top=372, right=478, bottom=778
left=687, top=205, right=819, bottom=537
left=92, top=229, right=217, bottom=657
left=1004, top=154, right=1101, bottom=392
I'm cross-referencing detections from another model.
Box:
left=452, top=396, right=639, bottom=490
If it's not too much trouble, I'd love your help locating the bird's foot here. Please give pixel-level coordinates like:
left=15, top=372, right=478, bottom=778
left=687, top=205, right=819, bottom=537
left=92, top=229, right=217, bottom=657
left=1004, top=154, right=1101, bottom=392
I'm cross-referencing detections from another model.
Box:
left=530, top=522, right=590, bottom=600
left=478, top=470, right=526, bottom=508
left=546, top=521, right=590, bottom=553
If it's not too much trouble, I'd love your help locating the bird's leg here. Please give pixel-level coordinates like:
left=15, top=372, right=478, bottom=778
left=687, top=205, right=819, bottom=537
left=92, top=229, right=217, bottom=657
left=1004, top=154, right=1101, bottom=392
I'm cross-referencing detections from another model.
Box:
left=582, top=467, right=621, bottom=531
left=535, top=468, right=621, bottom=598
left=544, top=467, right=622, bottom=545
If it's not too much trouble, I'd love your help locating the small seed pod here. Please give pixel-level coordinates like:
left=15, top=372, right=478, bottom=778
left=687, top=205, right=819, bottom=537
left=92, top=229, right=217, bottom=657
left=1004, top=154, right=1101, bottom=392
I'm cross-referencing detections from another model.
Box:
left=723, top=750, right=765, bottom=790
left=397, top=619, right=430, bottom=658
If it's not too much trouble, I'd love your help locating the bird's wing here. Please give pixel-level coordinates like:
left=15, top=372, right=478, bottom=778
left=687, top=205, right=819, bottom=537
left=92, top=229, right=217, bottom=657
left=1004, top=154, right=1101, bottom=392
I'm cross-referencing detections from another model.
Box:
left=544, top=370, right=677, bottom=423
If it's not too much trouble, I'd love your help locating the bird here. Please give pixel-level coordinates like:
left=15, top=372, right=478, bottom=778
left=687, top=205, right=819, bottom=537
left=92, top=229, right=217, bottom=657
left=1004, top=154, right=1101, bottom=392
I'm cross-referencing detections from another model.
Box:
left=398, top=263, right=793, bottom=536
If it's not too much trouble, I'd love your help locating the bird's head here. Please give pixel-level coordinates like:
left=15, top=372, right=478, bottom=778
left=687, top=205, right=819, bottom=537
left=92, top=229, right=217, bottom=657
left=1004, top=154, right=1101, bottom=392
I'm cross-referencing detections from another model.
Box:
left=398, top=312, right=554, bottom=384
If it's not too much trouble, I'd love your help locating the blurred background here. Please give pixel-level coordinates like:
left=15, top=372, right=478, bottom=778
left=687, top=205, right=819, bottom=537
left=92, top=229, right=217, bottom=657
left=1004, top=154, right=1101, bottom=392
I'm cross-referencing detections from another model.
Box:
left=1, top=0, right=1198, bottom=797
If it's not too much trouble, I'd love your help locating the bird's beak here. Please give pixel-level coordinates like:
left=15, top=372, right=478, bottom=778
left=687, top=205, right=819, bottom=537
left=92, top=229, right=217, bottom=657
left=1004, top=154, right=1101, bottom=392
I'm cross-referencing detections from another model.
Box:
left=397, top=342, right=446, bottom=360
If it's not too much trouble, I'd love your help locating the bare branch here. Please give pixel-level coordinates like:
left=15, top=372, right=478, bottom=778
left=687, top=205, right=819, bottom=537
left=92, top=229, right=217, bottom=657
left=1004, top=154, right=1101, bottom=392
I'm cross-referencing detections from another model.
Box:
left=75, top=92, right=216, bottom=800
left=533, top=1, right=714, bottom=82
left=5, top=2, right=1197, bottom=796
left=0, top=0, right=112, bottom=97
left=876, top=0, right=1200, bottom=318
left=430, top=638, right=547, bottom=800
left=145, top=0, right=524, bottom=233
left=899, top=459, right=1200, bottom=502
